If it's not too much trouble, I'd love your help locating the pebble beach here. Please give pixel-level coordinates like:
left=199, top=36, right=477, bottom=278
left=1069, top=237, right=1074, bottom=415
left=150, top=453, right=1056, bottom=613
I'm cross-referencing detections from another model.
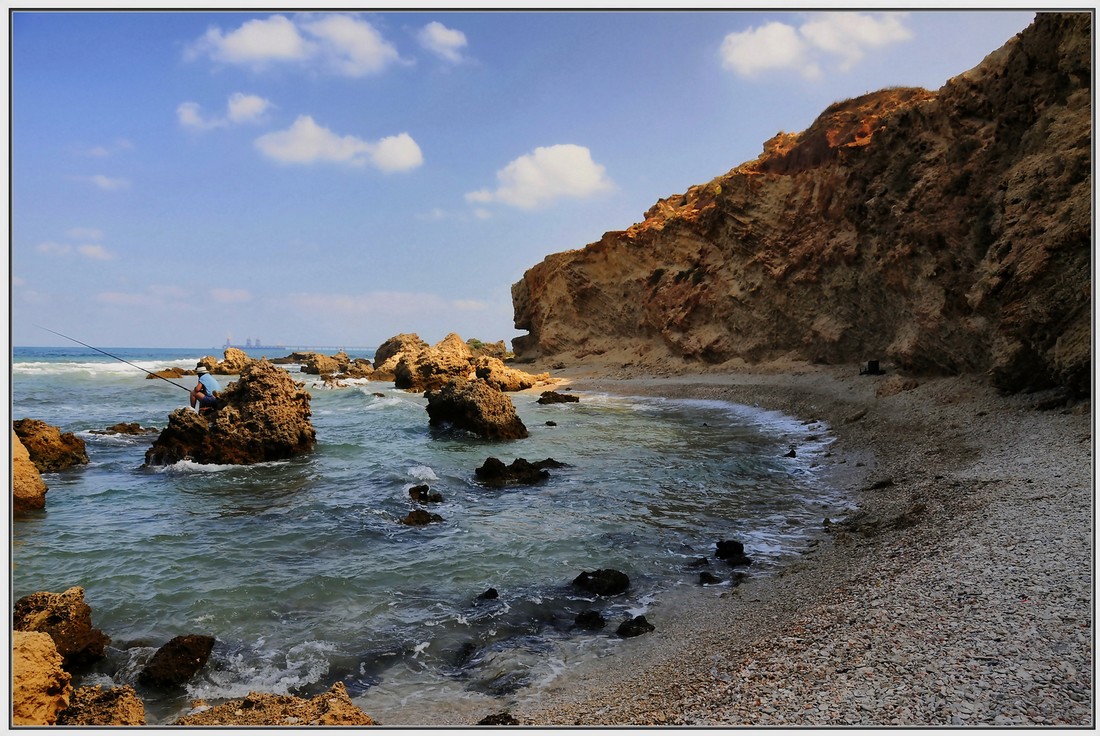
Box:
left=506, top=362, right=1093, bottom=728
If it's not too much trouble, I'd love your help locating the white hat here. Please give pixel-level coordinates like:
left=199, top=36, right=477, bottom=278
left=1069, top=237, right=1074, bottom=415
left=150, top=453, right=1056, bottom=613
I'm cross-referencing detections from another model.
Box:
left=196, top=366, right=209, bottom=374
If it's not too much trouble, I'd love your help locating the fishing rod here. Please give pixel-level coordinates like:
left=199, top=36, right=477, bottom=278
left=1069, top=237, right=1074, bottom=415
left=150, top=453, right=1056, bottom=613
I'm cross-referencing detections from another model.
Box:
left=35, top=325, right=193, bottom=393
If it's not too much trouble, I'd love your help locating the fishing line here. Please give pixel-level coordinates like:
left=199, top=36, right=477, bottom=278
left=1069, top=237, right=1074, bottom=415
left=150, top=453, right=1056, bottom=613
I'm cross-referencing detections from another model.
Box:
left=35, top=325, right=193, bottom=393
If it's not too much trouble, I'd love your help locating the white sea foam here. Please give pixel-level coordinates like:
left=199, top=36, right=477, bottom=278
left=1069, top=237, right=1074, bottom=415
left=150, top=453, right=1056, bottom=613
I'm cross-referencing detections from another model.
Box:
left=407, top=465, right=439, bottom=481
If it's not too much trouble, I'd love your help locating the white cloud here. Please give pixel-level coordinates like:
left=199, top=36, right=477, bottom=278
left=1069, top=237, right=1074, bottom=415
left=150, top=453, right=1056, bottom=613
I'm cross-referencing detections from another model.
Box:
left=467, top=144, right=614, bottom=210
left=720, top=21, right=816, bottom=79
left=35, top=232, right=114, bottom=260
left=187, top=15, right=311, bottom=68
left=800, top=12, right=912, bottom=71
left=255, top=115, right=423, bottom=172
left=210, top=287, right=252, bottom=304
left=35, top=241, right=70, bottom=256
left=228, top=93, right=274, bottom=123
left=186, top=13, right=400, bottom=77
left=76, top=244, right=113, bottom=260
left=178, top=101, right=225, bottom=130
left=89, top=174, right=129, bottom=191
left=301, top=14, right=400, bottom=77
left=720, top=12, right=912, bottom=79
left=418, top=21, right=468, bottom=63
left=370, top=132, right=424, bottom=172
left=179, top=93, right=273, bottom=130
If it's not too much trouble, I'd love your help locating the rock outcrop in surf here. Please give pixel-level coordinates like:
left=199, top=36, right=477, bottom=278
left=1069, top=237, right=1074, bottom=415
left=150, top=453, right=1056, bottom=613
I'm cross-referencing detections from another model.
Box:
left=144, top=359, right=316, bottom=466
left=425, top=379, right=529, bottom=440
left=13, top=418, right=88, bottom=472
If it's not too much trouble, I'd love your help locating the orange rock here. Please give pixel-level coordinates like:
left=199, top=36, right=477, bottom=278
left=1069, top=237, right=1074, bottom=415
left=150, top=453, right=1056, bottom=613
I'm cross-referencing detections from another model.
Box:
left=12, top=431, right=47, bottom=513
left=12, top=631, right=71, bottom=725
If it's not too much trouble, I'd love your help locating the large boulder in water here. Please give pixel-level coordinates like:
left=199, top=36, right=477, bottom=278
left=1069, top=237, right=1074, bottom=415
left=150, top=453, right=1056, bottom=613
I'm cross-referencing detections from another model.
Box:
left=138, top=634, right=216, bottom=688
left=13, top=587, right=110, bottom=668
left=144, top=360, right=316, bottom=466
left=425, top=379, right=528, bottom=440
left=13, top=431, right=48, bottom=514
left=12, top=419, right=88, bottom=472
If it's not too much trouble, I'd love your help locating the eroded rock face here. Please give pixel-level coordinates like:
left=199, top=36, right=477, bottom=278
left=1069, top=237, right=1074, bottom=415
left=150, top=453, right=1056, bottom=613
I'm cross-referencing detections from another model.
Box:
left=13, top=587, right=110, bottom=668
left=12, top=629, right=72, bottom=726
left=144, top=360, right=316, bottom=466
left=12, top=631, right=72, bottom=726
left=174, top=682, right=375, bottom=726
left=474, top=356, right=549, bottom=392
left=373, top=333, right=430, bottom=374
left=58, top=685, right=147, bottom=726
left=511, top=13, right=1090, bottom=395
left=13, top=431, right=48, bottom=514
left=12, top=418, right=89, bottom=472
left=425, top=380, right=528, bottom=440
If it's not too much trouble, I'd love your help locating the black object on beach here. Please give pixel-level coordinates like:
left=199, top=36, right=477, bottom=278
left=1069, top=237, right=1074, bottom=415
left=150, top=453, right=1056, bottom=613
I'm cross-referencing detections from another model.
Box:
left=860, top=360, right=886, bottom=376
left=35, top=325, right=193, bottom=392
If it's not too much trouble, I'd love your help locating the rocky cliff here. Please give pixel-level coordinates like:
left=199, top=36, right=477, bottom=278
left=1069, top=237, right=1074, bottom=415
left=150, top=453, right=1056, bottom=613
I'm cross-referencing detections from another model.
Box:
left=512, top=12, right=1090, bottom=395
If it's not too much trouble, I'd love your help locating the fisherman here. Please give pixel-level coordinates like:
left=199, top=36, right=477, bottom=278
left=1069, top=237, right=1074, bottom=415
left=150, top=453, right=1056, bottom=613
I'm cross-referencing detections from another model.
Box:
left=190, top=365, right=221, bottom=412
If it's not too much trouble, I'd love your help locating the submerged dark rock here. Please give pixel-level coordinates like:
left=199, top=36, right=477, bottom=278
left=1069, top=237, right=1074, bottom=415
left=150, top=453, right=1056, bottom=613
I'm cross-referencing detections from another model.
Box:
left=400, top=509, right=443, bottom=526
left=537, top=390, right=580, bottom=405
left=572, top=569, right=630, bottom=596
left=617, top=615, right=655, bottom=638
left=574, top=610, right=607, bottom=630
left=409, top=484, right=443, bottom=503
left=715, top=540, right=753, bottom=567
left=474, top=457, right=563, bottom=487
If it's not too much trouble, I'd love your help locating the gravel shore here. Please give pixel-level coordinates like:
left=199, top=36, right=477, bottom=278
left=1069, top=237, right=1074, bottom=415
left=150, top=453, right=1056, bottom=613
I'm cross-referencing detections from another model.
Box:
left=504, top=362, right=1093, bottom=727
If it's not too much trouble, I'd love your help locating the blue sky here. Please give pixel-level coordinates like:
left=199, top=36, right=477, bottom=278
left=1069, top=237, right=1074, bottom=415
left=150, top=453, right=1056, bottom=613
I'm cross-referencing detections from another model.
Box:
left=10, top=7, right=1039, bottom=350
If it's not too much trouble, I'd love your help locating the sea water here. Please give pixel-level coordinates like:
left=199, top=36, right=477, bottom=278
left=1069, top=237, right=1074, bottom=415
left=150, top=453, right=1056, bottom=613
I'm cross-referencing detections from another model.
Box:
left=10, top=346, right=852, bottom=724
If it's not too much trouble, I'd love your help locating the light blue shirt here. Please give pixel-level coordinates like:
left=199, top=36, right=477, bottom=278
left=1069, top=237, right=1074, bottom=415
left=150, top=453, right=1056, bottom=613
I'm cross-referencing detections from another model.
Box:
left=199, top=373, right=221, bottom=394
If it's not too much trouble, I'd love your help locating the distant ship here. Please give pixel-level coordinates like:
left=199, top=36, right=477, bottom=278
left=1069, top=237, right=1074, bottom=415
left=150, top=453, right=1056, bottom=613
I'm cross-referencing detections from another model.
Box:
left=221, top=336, right=286, bottom=351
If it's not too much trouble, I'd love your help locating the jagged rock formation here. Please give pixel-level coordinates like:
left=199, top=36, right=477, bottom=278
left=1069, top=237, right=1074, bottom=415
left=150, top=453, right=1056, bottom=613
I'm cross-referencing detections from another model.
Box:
left=199, top=347, right=254, bottom=375
left=381, top=332, right=549, bottom=393
left=12, top=631, right=72, bottom=726
left=13, top=430, right=48, bottom=513
left=13, top=587, right=110, bottom=669
left=512, top=13, right=1090, bottom=395
left=12, top=418, right=89, bottom=472
left=144, top=360, right=316, bottom=466
left=58, top=686, right=146, bottom=726
left=174, top=682, right=375, bottom=726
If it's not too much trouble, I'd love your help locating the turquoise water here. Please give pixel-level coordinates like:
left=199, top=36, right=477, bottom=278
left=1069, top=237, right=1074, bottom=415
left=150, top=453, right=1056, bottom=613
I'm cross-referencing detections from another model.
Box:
left=11, top=346, right=850, bottom=724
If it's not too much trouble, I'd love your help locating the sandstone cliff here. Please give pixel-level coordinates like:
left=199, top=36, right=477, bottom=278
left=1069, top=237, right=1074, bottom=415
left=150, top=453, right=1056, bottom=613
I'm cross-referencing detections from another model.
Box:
left=512, top=12, right=1090, bottom=395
